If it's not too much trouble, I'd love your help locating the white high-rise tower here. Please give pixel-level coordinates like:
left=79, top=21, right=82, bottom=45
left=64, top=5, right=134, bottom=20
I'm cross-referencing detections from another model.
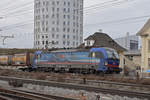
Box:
left=34, top=0, right=83, bottom=49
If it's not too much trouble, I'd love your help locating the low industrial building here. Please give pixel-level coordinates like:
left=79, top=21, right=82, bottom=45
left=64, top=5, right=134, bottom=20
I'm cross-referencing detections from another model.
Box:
left=115, top=32, right=139, bottom=51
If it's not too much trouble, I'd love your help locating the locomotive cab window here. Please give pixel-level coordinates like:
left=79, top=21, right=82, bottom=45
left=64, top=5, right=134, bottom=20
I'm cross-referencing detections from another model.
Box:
left=36, top=54, right=41, bottom=60
left=106, top=49, right=119, bottom=59
left=89, top=52, right=104, bottom=58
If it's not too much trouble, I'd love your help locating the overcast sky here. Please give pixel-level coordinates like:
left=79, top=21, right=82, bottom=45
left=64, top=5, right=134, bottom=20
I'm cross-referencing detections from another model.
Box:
left=0, top=0, right=149, bottom=48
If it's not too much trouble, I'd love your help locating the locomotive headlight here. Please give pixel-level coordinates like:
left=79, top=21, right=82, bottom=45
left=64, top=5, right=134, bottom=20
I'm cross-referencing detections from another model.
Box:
left=104, top=62, right=108, bottom=66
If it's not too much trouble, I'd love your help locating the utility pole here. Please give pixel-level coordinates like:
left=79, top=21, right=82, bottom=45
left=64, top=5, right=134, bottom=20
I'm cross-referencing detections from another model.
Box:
left=0, top=35, right=14, bottom=45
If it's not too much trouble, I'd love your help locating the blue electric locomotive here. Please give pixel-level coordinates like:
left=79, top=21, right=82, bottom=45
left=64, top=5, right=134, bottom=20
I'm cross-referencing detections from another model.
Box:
left=31, top=47, right=121, bottom=73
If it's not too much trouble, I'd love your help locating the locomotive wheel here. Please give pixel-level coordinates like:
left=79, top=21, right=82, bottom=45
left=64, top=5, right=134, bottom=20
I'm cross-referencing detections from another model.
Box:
left=89, top=69, right=95, bottom=74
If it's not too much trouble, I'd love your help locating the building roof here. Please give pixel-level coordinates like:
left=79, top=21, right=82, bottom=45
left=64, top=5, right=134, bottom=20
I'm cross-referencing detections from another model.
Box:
left=80, top=32, right=126, bottom=52
left=137, top=19, right=150, bottom=36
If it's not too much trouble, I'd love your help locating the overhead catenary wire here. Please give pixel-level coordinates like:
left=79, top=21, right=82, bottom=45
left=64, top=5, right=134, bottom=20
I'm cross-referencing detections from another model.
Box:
left=1, top=14, right=149, bottom=31
left=0, top=18, right=147, bottom=38
left=0, top=22, right=34, bottom=32
left=0, top=0, right=33, bottom=13
left=6, top=10, right=34, bottom=17
left=0, top=0, right=145, bottom=31
left=84, top=0, right=119, bottom=9
left=0, top=0, right=145, bottom=48
left=1, top=4, right=34, bottom=17
left=0, top=1, right=34, bottom=19
left=84, top=0, right=136, bottom=15
left=5, top=12, right=147, bottom=29
left=1, top=0, right=118, bottom=17
left=5, top=10, right=34, bottom=19
left=84, top=19, right=148, bottom=32
left=0, top=19, right=34, bottom=30
left=84, top=0, right=122, bottom=11
left=0, top=0, right=133, bottom=18
left=3, top=8, right=34, bottom=17
left=1, top=11, right=150, bottom=31
left=0, top=0, right=138, bottom=23
left=84, top=14, right=150, bottom=26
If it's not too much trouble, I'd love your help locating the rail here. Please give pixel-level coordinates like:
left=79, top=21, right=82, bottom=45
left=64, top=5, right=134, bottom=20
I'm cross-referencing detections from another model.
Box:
left=14, top=89, right=76, bottom=100
left=0, top=87, right=76, bottom=100
left=0, top=87, right=52, bottom=100
left=0, top=95, right=13, bottom=100
left=0, top=76, right=150, bottom=99
left=48, top=77, right=150, bottom=88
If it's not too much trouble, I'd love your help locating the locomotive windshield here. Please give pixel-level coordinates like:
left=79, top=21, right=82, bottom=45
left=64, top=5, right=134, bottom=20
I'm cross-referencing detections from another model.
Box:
left=36, top=54, right=42, bottom=61
left=106, top=48, right=119, bottom=59
left=89, top=52, right=104, bottom=58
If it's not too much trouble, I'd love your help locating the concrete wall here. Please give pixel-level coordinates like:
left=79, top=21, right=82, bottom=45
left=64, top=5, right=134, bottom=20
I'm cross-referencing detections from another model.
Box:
left=141, top=36, right=150, bottom=72
left=132, top=56, right=141, bottom=67
left=119, top=53, right=138, bottom=75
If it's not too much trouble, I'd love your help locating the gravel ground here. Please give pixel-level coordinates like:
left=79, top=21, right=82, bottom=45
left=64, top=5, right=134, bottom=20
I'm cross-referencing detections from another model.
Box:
left=0, top=79, right=148, bottom=100
left=22, top=84, right=148, bottom=100
left=0, top=69, right=150, bottom=85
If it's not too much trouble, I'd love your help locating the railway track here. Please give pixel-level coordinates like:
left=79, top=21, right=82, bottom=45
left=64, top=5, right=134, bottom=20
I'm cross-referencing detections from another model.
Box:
left=0, top=76, right=150, bottom=99
left=0, top=87, right=75, bottom=100
left=15, top=86, right=150, bottom=99
left=13, top=89, right=76, bottom=100
left=0, top=87, right=52, bottom=100
left=0, top=95, right=13, bottom=100
left=47, top=77, right=150, bottom=88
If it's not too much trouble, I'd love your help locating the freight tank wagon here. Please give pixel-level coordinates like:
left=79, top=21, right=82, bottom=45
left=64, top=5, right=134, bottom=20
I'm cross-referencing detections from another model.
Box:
left=12, top=52, right=34, bottom=67
left=0, top=55, right=11, bottom=65
left=32, top=47, right=122, bottom=74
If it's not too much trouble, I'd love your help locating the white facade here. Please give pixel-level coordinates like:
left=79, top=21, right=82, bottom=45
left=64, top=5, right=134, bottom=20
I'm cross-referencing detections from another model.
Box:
left=34, top=0, right=83, bottom=49
left=115, top=33, right=139, bottom=50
